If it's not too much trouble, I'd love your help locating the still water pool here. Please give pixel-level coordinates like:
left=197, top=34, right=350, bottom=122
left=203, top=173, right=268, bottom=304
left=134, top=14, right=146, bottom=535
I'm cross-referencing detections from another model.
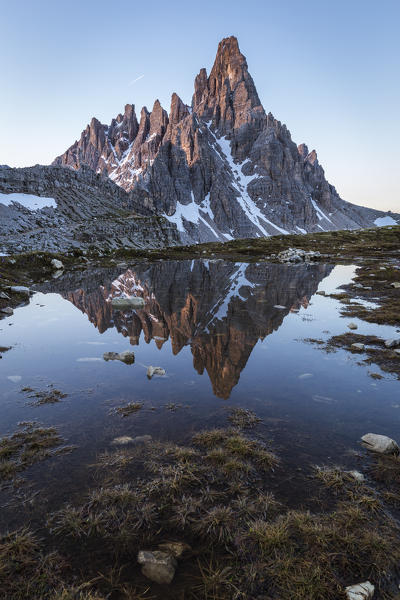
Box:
left=0, top=259, right=399, bottom=529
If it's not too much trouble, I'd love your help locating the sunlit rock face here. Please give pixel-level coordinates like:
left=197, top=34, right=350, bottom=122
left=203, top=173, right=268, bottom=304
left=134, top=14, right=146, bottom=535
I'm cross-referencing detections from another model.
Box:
left=53, top=36, right=396, bottom=242
left=40, top=260, right=333, bottom=399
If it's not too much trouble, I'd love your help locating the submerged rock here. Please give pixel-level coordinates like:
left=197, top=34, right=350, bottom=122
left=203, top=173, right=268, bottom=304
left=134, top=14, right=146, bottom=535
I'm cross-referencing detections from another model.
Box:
left=111, top=434, right=152, bottom=446
left=111, top=296, right=145, bottom=310
left=361, top=433, right=399, bottom=455
left=137, top=550, right=177, bottom=584
left=103, top=350, right=135, bottom=364
left=51, top=258, right=64, bottom=270
left=147, top=366, right=166, bottom=379
left=345, top=581, right=374, bottom=600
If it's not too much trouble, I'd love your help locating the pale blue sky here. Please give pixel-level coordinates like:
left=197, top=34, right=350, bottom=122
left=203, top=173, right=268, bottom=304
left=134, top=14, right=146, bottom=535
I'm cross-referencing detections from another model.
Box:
left=1, top=0, right=399, bottom=211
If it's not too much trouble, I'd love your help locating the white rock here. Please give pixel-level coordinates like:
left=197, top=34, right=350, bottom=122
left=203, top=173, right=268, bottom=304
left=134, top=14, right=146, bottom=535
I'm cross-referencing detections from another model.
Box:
left=111, top=296, right=145, bottom=310
left=361, top=433, right=399, bottom=455
left=391, top=282, right=400, bottom=288
left=147, top=366, right=166, bottom=379
left=351, top=343, right=365, bottom=351
left=51, top=258, right=64, bottom=270
left=137, top=550, right=177, bottom=584
left=347, top=322, right=358, bottom=330
left=345, top=581, right=374, bottom=600
left=273, top=305, right=286, bottom=309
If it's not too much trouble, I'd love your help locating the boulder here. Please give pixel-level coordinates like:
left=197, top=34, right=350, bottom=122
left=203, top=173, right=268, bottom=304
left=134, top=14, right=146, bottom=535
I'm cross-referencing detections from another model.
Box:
left=147, top=366, right=166, bottom=379
left=103, top=350, right=135, bottom=365
left=345, top=581, right=374, bottom=600
left=137, top=550, right=177, bottom=584
left=361, top=433, right=399, bottom=455
left=51, top=258, right=64, bottom=270
left=111, top=296, right=145, bottom=310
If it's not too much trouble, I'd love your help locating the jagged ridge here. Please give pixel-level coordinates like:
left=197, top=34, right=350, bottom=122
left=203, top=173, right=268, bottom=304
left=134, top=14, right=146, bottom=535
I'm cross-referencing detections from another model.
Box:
left=53, top=36, right=398, bottom=242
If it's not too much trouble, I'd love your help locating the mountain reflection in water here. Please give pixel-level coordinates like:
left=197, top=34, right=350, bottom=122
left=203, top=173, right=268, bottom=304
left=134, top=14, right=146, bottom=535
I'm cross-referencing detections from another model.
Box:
left=39, top=260, right=333, bottom=399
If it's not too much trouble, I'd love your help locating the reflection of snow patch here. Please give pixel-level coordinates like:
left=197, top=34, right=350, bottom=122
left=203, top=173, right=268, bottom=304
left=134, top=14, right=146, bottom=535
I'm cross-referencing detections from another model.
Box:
left=374, top=216, right=397, bottom=227
left=0, top=192, right=56, bottom=210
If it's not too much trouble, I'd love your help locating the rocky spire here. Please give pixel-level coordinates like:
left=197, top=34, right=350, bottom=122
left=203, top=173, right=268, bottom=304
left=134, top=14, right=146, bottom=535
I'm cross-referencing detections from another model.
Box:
left=169, top=93, right=190, bottom=125
left=192, top=35, right=263, bottom=134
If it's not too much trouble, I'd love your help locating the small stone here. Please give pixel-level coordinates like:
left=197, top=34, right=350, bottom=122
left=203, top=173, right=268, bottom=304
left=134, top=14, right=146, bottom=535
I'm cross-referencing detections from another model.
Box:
left=351, top=343, right=365, bottom=351
left=137, top=550, right=177, bottom=584
left=273, top=305, right=286, bottom=309
left=51, top=258, right=64, bottom=270
left=347, top=322, right=358, bottom=330
left=361, top=433, right=399, bottom=455
left=391, top=282, right=400, bottom=288
left=0, top=307, right=13, bottom=315
left=345, top=581, right=374, bottom=600
left=147, top=366, right=166, bottom=379
left=316, top=290, right=326, bottom=296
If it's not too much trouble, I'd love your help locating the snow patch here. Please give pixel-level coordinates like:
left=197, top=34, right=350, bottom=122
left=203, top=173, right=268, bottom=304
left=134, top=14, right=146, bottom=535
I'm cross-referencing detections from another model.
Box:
left=374, top=216, right=398, bottom=227
left=311, top=198, right=333, bottom=224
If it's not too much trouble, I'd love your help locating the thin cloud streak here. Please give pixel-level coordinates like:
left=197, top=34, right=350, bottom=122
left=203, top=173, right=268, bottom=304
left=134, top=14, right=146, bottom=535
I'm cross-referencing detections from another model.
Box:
left=128, top=75, right=145, bottom=86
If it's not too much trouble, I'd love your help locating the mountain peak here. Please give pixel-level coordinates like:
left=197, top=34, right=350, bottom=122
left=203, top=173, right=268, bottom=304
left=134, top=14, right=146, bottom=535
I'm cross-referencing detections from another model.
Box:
left=52, top=36, right=393, bottom=240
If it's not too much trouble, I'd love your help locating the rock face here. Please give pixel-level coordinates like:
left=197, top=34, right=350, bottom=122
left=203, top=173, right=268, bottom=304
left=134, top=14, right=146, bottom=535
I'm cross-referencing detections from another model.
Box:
left=54, top=36, right=398, bottom=243
left=0, top=164, right=179, bottom=254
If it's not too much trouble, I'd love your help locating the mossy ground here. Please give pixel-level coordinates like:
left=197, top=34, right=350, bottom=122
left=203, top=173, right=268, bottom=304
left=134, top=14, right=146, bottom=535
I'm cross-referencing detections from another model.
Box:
left=2, top=413, right=400, bottom=599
